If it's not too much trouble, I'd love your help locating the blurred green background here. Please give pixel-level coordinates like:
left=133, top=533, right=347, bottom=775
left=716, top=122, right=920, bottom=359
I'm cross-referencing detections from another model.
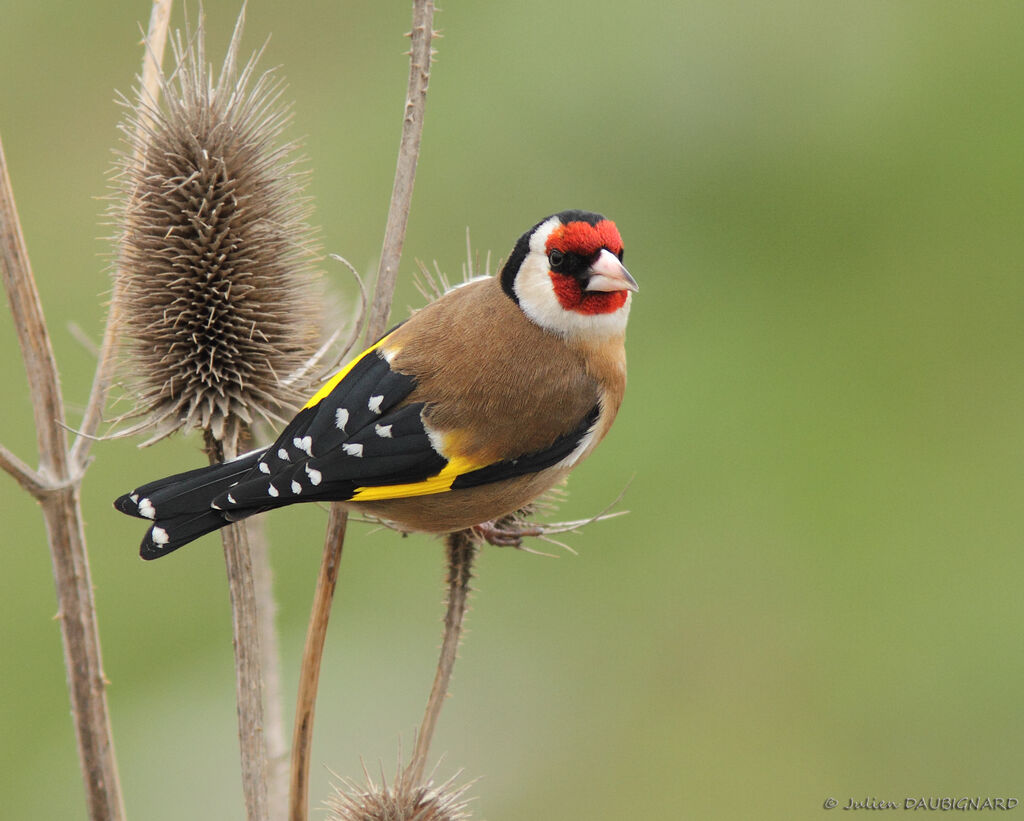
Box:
left=2, top=1, right=1023, bottom=818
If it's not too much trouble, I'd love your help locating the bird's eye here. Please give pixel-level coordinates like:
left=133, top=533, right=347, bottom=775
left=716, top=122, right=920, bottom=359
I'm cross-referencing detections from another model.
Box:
left=548, top=249, right=565, bottom=270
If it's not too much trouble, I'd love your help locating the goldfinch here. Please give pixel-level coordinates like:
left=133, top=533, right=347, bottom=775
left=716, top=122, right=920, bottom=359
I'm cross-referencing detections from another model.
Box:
left=114, top=210, right=637, bottom=559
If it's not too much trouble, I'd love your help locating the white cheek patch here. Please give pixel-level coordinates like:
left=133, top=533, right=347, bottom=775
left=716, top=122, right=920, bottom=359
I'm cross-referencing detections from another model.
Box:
left=514, top=249, right=632, bottom=338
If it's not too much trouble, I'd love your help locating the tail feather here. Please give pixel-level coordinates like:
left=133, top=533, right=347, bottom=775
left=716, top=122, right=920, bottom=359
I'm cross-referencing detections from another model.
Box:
left=115, top=448, right=269, bottom=559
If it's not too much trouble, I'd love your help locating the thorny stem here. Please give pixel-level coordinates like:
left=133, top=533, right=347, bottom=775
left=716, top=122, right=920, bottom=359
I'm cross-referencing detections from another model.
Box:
left=364, top=0, right=436, bottom=341
left=206, top=428, right=270, bottom=821
left=289, top=2, right=436, bottom=819
left=406, top=531, right=479, bottom=787
left=0, top=136, right=125, bottom=821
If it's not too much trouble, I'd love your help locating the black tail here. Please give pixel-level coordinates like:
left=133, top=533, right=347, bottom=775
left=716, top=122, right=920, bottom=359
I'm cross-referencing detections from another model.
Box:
left=114, top=448, right=268, bottom=559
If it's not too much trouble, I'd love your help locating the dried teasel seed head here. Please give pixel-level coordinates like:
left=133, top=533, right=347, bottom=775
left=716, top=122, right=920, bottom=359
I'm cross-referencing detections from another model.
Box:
left=110, top=13, right=322, bottom=443
left=326, top=764, right=474, bottom=821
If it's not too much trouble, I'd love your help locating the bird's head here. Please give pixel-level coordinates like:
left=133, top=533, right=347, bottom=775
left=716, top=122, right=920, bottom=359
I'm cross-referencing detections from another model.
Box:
left=501, top=210, right=638, bottom=337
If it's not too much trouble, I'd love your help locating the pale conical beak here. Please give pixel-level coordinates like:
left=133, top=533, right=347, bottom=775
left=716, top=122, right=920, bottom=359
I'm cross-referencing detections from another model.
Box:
left=585, top=248, right=639, bottom=293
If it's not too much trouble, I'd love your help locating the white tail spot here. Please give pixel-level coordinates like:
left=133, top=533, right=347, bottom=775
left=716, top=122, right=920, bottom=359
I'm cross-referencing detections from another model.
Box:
left=138, top=497, right=156, bottom=519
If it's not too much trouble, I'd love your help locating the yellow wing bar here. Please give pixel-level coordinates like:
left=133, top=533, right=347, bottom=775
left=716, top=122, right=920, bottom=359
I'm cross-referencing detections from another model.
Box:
left=302, top=330, right=399, bottom=411
left=348, top=454, right=481, bottom=501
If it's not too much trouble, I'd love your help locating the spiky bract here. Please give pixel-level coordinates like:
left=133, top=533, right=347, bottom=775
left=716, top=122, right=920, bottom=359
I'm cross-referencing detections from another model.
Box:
left=112, top=16, right=322, bottom=442
left=325, top=766, right=474, bottom=821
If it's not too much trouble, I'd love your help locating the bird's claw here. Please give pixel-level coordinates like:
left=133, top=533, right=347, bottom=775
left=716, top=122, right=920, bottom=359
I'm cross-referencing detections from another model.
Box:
left=472, top=520, right=545, bottom=548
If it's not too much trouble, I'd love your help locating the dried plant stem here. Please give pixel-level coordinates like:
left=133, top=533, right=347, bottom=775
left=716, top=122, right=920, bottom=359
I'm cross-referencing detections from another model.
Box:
left=0, top=136, right=125, bottom=821
left=250, top=521, right=289, bottom=821
left=289, top=3, right=436, bottom=819
left=364, top=0, right=436, bottom=339
left=288, top=511, right=347, bottom=821
left=71, top=0, right=172, bottom=471
left=406, top=531, right=478, bottom=787
left=206, top=430, right=270, bottom=821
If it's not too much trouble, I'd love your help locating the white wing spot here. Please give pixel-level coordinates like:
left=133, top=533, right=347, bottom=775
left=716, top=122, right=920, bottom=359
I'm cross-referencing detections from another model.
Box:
left=305, top=465, right=322, bottom=486
left=368, top=395, right=384, bottom=414
left=227, top=493, right=237, bottom=505
left=294, top=435, right=313, bottom=457
left=277, top=448, right=290, bottom=461
left=375, top=423, right=392, bottom=438
left=259, top=462, right=270, bottom=474
left=129, top=493, right=139, bottom=504
left=151, top=526, right=169, bottom=546
left=291, top=480, right=302, bottom=495
left=268, top=484, right=279, bottom=498
left=138, top=497, right=156, bottom=519
left=335, top=408, right=349, bottom=431
left=342, top=443, right=364, bottom=457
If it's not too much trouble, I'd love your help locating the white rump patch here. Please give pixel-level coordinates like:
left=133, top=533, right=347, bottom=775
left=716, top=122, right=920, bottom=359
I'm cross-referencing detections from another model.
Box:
left=268, top=484, right=279, bottom=497
left=556, top=426, right=599, bottom=470
left=293, top=435, right=313, bottom=457
left=335, top=408, right=349, bottom=431
left=342, top=443, right=364, bottom=457
left=368, top=395, right=384, bottom=414
left=305, top=465, right=322, bottom=486
left=138, top=497, right=156, bottom=519
left=291, top=480, right=302, bottom=495
left=375, top=423, right=392, bottom=438
left=151, top=526, right=169, bottom=546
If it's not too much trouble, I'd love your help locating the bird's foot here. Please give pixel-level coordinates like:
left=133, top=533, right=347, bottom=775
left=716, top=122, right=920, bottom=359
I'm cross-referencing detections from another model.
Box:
left=472, top=519, right=545, bottom=548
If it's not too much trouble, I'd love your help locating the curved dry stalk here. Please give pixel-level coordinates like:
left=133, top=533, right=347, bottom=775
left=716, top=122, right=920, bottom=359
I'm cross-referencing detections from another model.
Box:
left=0, top=8, right=172, bottom=819
left=0, top=135, right=125, bottom=821
left=289, top=3, right=437, bottom=819
left=405, top=530, right=478, bottom=787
